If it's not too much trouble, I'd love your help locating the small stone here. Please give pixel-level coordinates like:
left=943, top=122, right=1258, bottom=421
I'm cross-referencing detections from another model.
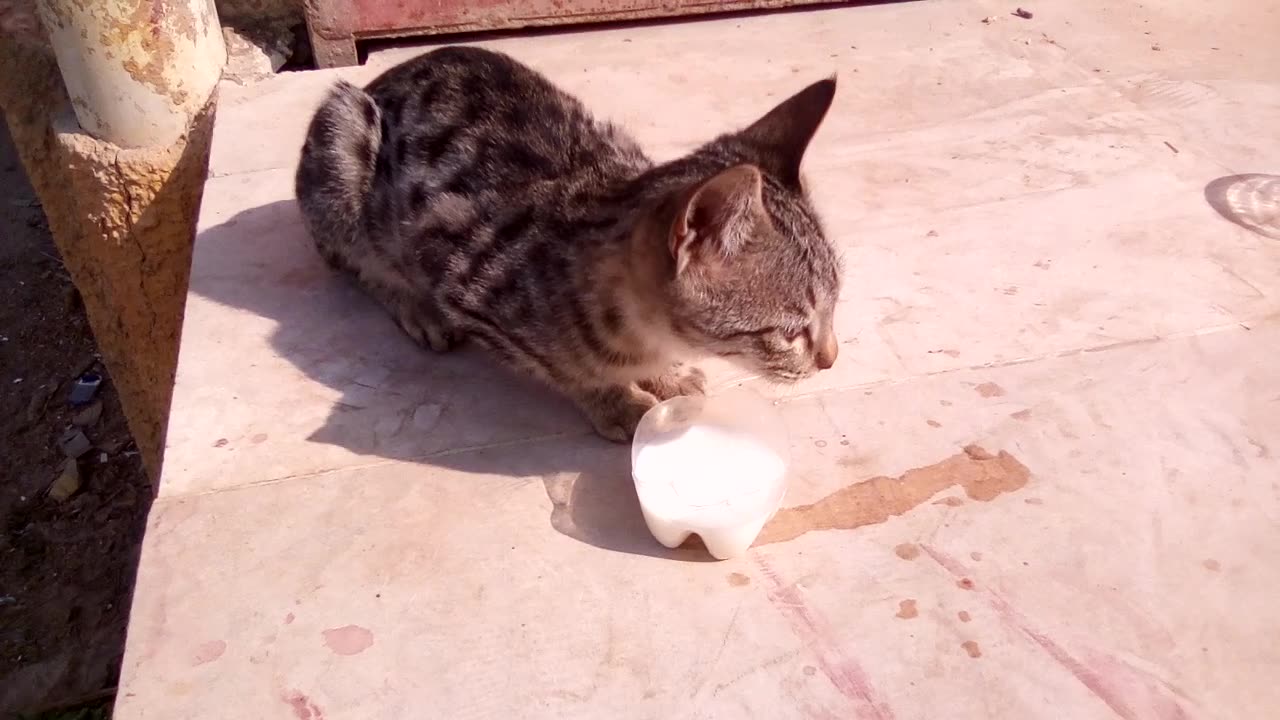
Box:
left=1013, top=7, right=1033, bottom=19
left=48, top=459, right=81, bottom=502
left=982, top=16, right=996, bottom=24
left=98, top=452, right=108, bottom=463
left=1151, top=43, right=1162, bottom=51
left=73, top=400, right=102, bottom=427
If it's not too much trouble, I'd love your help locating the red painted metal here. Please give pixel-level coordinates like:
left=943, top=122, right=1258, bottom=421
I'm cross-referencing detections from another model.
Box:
left=305, top=0, right=830, bottom=67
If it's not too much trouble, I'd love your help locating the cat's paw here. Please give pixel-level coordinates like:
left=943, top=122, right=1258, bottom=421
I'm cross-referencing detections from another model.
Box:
left=638, top=364, right=707, bottom=401
left=580, top=386, right=658, bottom=443
left=395, top=309, right=463, bottom=353
left=424, top=325, right=465, bottom=353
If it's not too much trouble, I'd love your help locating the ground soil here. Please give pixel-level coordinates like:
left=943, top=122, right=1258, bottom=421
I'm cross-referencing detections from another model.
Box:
left=0, top=117, right=151, bottom=718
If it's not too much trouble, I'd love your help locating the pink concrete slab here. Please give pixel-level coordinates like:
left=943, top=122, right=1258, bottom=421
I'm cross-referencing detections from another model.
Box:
left=125, top=0, right=1280, bottom=717
left=119, top=325, right=1279, bottom=720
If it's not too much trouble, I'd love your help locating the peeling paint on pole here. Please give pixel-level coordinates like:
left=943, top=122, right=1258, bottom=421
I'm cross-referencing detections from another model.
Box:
left=36, top=0, right=225, bottom=147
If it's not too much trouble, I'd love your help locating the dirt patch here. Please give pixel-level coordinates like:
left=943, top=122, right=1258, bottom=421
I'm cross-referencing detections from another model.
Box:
left=893, top=543, right=920, bottom=560
left=974, top=382, right=1006, bottom=398
left=0, top=118, right=151, bottom=716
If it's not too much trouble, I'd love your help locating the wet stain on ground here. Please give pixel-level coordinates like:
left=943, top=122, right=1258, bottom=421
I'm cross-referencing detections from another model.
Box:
left=321, top=625, right=374, bottom=656
left=1011, top=409, right=1032, bottom=421
left=894, top=543, right=921, bottom=560
left=1203, top=559, right=1221, bottom=572
left=957, top=578, right=975, bottom=590
left=962, top=640, right=982, bottom=658
left=282, top=690, right=324, bottom=719
left=958, top=610, right=972, bottom=623
left=191, top=639, right=226, bottom=666
left=757, top=445, right=1031, bottom=545
left=934, top=496, right=964, bottom=506
left=727, top=572, right=751, bottom=587
left=969, top=551, right=983, bottom=561
left=896, top=599, right=918, bottom=619
left=975, top=382, right=1006, bottom=397
left=927, top=419, right=942, bottom=428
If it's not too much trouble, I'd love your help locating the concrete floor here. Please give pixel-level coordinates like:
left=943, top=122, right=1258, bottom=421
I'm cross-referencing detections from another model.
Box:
left=115, top=1, right=1280, bottom=718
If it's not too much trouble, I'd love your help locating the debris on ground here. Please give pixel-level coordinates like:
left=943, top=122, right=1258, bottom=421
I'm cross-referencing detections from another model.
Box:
left=58, top=427, right=92, bottom=458
left=1, top=118, right=151, bottom=716
left=68, top=372, right=101, bottom=405
left=23, top=383, right=52, bottom=424
left=1151, top=43, right=1162, bottom=51
left=222, top=25, right=293, bottom=85
left=1014, top=8, right=1034, bottom=19
left=1164, top=140, right=1180, bottom=154
left=72, top=400, right=102, bottom=427
left=47, top=459, right=82, bottom=502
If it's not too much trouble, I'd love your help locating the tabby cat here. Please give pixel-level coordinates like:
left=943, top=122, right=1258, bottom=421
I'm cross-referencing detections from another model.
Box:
left=296, top=46, right=842, bottom=441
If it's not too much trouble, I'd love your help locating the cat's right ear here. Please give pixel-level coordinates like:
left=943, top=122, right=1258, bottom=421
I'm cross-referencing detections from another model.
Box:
left=669, top=164, right=764, bottom=275
left=738, top=76, right=836, bottom=188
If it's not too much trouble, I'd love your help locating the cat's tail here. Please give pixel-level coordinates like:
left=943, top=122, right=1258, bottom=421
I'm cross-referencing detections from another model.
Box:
left=295, top=80, right=382, bottom=270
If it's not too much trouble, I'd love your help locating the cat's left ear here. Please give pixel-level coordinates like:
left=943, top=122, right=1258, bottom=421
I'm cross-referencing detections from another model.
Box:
left=738, top=76, right=837, bottom=187
left=670, top=164, right=764, bottom=276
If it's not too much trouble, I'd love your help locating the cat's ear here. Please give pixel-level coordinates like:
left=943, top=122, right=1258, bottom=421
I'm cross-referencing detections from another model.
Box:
left=669, top=164, right=764, bottom=275
left=738, top=76, right=836, bottom=187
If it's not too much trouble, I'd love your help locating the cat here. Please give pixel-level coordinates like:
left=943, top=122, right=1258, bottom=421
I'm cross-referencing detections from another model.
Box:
left=296, top=46, right=842, bottom=442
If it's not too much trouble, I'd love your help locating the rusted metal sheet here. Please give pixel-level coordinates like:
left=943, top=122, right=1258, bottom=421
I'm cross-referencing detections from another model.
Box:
left=305, top=0, right=834, bottom=68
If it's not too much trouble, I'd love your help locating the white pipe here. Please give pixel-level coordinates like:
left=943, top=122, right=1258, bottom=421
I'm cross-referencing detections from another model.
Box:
left=36, top=0, right=225, bottom=148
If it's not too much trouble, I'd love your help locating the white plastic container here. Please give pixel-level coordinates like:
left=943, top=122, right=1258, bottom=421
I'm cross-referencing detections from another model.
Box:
left=631, top=389, right=790, bottom=560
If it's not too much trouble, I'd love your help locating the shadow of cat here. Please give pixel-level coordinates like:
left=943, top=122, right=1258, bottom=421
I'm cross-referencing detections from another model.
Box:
left=190, top=198, right=714, bottom=562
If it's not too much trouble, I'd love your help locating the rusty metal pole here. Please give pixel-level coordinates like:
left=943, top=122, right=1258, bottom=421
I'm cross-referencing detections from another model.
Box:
left=36, top=0, right=225, bottom=147
left=1, top=0, right=227, bottom=484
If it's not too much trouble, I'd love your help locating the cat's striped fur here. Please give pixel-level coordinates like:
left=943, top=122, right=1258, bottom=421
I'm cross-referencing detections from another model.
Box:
left=296, top=47, right=841, bottom=441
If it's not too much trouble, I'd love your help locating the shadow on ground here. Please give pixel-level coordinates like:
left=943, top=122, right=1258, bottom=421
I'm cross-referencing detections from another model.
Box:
left=191, top=199, right=714, bottom=562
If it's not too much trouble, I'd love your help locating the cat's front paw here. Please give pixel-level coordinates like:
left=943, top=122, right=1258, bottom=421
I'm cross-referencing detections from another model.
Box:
left=578, top=386, right=659, bottom=443
left=395, top=307, right=464, bottom=353
left=638, top=364, right=707, bottom=402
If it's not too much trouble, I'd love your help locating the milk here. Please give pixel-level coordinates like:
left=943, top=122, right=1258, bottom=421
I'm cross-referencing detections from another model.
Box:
left=631, top=391, right=789, bottom=560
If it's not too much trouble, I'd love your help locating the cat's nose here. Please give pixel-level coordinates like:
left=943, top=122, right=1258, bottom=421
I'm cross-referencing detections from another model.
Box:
left=814, top=331, right=838, bottom=369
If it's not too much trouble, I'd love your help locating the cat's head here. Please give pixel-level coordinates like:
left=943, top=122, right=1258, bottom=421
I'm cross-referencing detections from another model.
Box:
left=664, top=77, right=842, bottom=382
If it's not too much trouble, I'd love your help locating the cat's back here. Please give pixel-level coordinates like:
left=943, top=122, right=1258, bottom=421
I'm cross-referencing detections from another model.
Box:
left=365, top=46, right=648, bottom=199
